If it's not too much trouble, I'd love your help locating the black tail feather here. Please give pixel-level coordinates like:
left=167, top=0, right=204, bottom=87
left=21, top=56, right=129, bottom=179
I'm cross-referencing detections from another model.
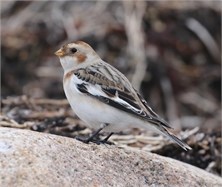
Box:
left=157, top=126, right=192, bottom=151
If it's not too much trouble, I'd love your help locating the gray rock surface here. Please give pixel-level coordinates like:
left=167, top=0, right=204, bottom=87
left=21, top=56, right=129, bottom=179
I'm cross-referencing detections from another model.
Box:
left=0, top=127, right=221, bottom=187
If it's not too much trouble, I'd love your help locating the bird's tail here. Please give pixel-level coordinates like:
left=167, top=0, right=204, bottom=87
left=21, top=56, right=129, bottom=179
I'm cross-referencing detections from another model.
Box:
left=144, top=117, right=191, bottom=151
left=157, top=125, right=192, bottom=151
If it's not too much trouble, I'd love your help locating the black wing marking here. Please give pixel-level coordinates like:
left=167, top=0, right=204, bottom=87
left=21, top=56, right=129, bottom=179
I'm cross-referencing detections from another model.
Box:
left=101, top=87, right=117, bottom=97
left=76, top=84, right=88, bottom=94
left=135, top=90, right=172, bottom=129
left=101, top=87, right=143, bottom=113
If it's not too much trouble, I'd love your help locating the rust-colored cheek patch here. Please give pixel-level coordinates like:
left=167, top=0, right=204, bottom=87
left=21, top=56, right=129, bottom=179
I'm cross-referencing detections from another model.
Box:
left=76, top=53, right=87, bottom=63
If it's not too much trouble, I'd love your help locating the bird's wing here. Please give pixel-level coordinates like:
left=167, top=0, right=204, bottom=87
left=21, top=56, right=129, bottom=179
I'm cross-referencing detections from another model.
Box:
left=71, top=65, right=171, bottom=129
left=135, top=90, right=172, bottom=128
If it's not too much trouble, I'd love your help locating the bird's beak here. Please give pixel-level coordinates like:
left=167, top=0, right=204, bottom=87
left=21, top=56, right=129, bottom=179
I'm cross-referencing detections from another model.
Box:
left=54, top=48, right=65, bottom=57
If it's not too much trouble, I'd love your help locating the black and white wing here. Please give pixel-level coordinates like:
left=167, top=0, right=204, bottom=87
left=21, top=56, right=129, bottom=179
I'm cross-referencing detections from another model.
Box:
left=71, top=64, right=171, bottom=129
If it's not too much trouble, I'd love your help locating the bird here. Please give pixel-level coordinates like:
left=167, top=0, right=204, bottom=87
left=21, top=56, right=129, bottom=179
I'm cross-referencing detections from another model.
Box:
left=55, top=41, right=191, bottom=151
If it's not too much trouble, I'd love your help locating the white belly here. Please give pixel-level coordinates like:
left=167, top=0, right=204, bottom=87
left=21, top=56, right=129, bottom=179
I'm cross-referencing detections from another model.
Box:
left=65, top=91, right=127, bottom=130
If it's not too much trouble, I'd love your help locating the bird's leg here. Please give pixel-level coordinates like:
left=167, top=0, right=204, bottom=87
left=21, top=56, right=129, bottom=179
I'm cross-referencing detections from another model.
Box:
left=76, top=127, right=103, bottom=143
left=76, top=123, right=109, bottom=144
left=100, top=132, right=114, bottom=144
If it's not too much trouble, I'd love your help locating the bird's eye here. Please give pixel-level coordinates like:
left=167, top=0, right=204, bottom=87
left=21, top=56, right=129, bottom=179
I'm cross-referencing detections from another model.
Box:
left=70, top=48, right=77, bottom=53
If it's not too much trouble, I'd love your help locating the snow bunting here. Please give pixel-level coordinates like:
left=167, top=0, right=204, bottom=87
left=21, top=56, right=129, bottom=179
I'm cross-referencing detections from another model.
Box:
left=55, top=41, right=191, bottom=150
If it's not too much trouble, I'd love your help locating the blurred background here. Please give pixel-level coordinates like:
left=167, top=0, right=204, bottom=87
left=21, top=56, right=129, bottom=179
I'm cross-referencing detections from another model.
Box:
left=1, top=1, right=221, bottom=176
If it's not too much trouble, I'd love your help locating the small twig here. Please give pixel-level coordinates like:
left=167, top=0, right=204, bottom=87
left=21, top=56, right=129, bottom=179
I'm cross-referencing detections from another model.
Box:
left=160, top=76, right=181, bottom=130
left=18, top=109, right=66, bottom=120
left=0, top=1, right=17, bottom=15
left=2, top=97, right=69, bottom=106
left=3, top=1, right=48, bottom=31
left=123, top=1, right=147, bottom=90
left=179, top=92, right=218, bottom=114
left=186, top=18, right=220, bottom=64
left=180, top=127, right=199, bottom=140
left=0, top=115, right=33, bottom=129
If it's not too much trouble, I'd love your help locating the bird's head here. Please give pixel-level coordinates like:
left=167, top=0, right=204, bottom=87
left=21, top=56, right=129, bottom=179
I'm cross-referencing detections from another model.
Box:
left=55, top=41, right=100, bottom=72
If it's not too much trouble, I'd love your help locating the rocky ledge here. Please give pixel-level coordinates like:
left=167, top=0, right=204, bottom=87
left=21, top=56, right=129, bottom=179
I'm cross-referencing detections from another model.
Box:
left=0, top=127, right=221, bottom=187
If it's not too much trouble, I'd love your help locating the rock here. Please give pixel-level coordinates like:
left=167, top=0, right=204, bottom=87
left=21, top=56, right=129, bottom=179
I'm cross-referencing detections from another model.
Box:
left=0, top=127, right=221, bottom=187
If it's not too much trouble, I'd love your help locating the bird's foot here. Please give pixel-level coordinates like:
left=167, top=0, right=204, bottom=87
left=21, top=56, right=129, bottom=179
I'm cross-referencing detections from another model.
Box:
left=76, top=130, right=114, bottom=145
left=76, top=136, right=114, bottom=145
left=98, top=139, right=114, bottom=145
left=76, top=136, right=91, bottom=144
